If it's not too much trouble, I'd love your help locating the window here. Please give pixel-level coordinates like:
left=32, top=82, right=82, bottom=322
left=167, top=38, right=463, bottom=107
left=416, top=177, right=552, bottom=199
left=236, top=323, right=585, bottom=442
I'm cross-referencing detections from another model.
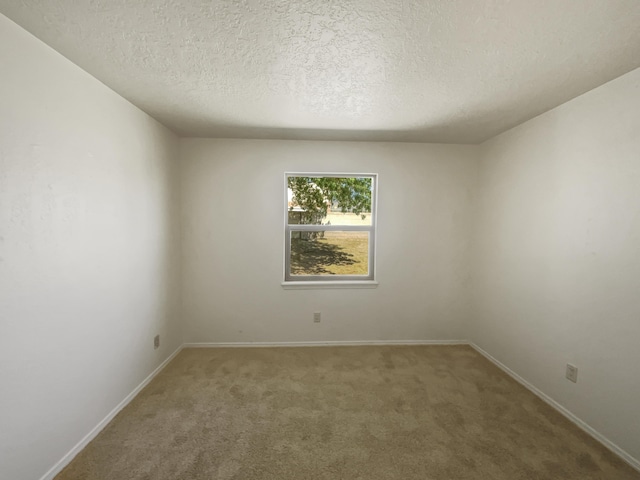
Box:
left=284, top=173, right=377, bottom=284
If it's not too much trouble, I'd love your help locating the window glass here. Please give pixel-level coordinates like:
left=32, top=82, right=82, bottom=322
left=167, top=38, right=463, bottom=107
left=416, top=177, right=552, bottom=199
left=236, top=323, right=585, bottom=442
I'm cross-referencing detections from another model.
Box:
left=289, top=231, right=369, bottom=276
left=285, top=173, right=377, bottom=282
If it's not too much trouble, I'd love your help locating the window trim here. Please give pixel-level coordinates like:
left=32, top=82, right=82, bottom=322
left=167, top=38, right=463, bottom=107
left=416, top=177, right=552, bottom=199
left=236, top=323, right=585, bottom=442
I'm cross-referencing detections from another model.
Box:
left=283, top=172, right=378, bottom=284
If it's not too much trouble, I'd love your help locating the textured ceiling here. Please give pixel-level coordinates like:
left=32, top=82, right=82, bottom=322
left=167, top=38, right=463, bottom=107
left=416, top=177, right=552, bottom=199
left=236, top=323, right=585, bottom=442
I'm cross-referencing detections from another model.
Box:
left=1, top=1, right=639, bottom=143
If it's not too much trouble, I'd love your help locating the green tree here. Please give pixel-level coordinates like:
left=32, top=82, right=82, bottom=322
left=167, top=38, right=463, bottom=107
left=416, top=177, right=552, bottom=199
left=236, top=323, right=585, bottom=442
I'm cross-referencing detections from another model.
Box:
left=288, top=176, right=372, bottom=224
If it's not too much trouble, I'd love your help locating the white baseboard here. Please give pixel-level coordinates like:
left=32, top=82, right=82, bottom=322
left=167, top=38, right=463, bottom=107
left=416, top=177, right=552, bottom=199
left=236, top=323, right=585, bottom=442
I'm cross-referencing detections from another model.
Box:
left=39, top=345, right=184, bottom=480
left=469, top=342, right=640, bottom=473
left=183, top=339, right=469, bottom=348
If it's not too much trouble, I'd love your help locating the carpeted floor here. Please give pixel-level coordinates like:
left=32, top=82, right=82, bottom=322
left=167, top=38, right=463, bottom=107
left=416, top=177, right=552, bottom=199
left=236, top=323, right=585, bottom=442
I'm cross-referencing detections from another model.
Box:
left=55, top=345, right=639, bottom=479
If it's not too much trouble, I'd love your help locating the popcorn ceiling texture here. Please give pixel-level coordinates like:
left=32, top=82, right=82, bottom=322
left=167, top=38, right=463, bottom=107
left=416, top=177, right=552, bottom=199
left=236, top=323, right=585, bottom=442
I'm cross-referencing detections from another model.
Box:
left=1, top=0, right=639, bottom=143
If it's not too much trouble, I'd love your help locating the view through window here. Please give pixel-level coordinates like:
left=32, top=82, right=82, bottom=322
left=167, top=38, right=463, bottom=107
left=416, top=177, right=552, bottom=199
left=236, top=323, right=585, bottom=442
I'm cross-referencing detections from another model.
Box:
left=284, top=173, right=377, bottom=282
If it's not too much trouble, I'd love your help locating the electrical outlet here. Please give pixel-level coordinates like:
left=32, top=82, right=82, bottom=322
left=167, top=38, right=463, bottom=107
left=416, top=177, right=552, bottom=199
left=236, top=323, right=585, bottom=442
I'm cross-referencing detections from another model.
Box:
left=566, top=363, right=578, bottom=383
left=154, top=334, right=160, bottom=349
left=313, top=312, right=321, bottom=323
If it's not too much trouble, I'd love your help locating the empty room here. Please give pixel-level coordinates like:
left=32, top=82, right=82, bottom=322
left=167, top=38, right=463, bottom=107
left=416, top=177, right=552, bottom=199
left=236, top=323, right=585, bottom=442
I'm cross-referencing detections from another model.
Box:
left=1, top=1, right=639, bottom=479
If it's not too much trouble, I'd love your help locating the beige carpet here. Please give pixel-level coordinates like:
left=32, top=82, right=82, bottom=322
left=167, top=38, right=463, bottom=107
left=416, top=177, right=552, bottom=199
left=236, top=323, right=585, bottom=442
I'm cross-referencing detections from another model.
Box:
left=55, top=346, right=639, bottom=479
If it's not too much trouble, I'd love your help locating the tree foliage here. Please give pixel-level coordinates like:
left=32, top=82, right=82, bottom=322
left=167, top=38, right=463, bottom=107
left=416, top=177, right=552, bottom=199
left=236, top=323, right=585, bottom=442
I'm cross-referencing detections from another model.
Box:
left=288, top=176, right=372, bottom=223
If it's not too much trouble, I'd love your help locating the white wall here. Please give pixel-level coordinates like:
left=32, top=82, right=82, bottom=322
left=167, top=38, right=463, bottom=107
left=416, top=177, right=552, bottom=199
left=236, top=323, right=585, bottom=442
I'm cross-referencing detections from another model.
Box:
left=473, top=68, right=640, bottom=462
left=0, top=14, right=182, bottom=480
left=180, top=139, right=477, bottom=344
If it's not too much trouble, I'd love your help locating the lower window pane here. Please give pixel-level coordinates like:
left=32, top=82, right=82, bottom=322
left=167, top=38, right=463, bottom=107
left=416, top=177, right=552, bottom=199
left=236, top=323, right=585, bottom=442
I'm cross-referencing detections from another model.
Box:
left=290, top=231, right=369, bottom=276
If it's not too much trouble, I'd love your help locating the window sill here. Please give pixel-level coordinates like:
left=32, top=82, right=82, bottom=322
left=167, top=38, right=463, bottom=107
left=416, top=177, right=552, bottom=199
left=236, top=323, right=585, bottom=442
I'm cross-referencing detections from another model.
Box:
left=281, top=281, right=379, bottom=290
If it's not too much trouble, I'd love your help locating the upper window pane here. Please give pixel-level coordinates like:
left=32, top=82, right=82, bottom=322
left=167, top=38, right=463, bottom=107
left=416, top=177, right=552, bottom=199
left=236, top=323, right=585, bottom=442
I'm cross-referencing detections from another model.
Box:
left=287, top=176, right=373, bottom=226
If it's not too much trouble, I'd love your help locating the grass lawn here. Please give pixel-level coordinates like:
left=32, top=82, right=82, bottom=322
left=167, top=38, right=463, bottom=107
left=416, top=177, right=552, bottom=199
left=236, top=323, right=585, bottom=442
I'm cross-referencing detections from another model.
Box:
left=290, top=231, right=369, bottom=275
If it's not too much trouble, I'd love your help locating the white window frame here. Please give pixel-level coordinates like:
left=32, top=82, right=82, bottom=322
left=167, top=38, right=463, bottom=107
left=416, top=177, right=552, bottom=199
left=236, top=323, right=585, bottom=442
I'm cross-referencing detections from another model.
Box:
left=283, top=172, right=378, bottom=287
